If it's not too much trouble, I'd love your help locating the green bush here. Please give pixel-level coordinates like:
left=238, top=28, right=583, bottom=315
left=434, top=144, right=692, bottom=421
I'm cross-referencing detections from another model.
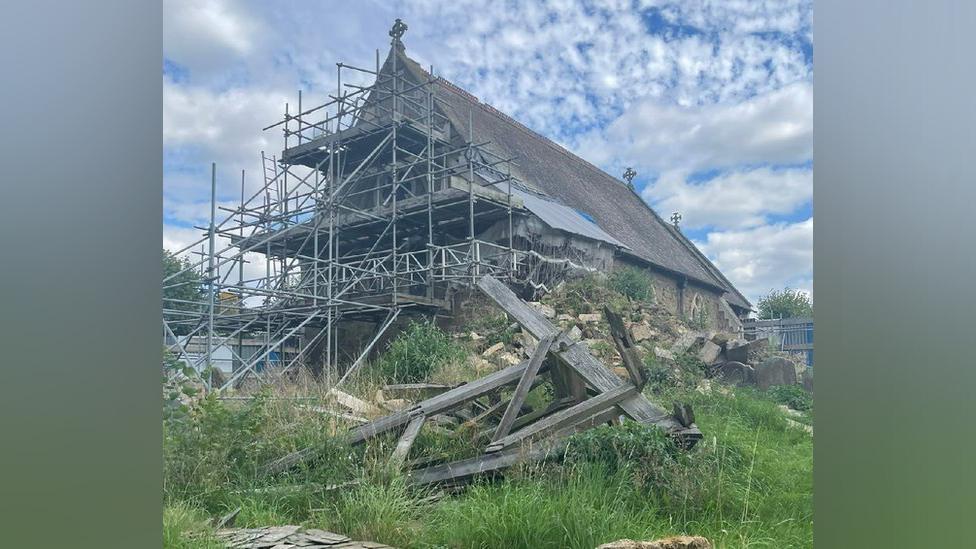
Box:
left=374, top=321, right=468, bottom=383
left=608, top=266, right=654, bottom=302
left=757, top=287, right=812, bottom=319
left=767, top=384, right=813, bottom=411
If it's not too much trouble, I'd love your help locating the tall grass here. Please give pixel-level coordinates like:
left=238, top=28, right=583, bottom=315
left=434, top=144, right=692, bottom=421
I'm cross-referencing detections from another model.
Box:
left=164, top=342, right=811, bottom=549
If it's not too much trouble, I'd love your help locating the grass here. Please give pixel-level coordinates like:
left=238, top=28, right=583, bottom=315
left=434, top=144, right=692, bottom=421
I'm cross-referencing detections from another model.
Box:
left=164, top=280, right=810, bottom=548
left=164, top=380, right=811, bottom=548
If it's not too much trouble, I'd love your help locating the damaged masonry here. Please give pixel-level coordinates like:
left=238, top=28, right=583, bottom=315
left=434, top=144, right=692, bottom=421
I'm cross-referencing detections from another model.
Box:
left=163, top=21, right=757, bottom=484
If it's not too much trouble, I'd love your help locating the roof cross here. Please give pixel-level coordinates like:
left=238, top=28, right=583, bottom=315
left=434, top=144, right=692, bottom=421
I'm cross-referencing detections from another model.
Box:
left=389, top=19, right=408, bottom=44
left=622, top=167, right=637, bottom=190
left=670, top=212, right=682, bottom=229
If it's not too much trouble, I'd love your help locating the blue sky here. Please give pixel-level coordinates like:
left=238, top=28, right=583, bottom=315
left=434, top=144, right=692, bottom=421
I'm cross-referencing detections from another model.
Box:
left=163, top=0, right=813, bottom=304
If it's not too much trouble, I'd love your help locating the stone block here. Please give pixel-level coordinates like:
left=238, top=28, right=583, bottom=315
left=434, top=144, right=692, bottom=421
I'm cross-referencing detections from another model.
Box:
left=755, top=356, right=798, bottom=390
left=714, top=361, right=754, bottom=386
left=698, top=340, right=723, bottom=365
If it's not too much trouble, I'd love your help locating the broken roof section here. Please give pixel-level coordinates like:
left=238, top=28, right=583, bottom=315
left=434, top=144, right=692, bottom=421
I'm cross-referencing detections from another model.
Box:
left=490, top=182, right=626, bottom=248
left=387, top=46, right=752, bottom=311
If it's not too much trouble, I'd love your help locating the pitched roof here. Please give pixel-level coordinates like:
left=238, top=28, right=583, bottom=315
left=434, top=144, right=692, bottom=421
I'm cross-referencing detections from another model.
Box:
left=393, top=48, right=751, bottom=310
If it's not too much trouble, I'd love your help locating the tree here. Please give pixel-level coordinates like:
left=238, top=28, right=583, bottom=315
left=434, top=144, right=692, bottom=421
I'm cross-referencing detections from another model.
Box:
left=757, top=287, right=812, bottom=320
left=163, top=249, right=204, bottom=335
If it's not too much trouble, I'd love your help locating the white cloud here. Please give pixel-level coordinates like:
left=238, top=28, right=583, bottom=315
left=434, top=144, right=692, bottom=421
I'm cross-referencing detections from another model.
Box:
left=162, top=1, right=814, bottom=300
left=643, top=166, right=812, bottom=230
left=163, top=0, right=261, bottom=73
left=580, top=80, right=812, bottom=173
left=696, top=218, right=813, bottom=303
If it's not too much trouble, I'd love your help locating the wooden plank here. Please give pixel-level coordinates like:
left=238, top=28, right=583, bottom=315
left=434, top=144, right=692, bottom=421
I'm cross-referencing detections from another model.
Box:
left=477, top=275, right=557, bottom=339
left=549, top=361, right=571, bottom=399
left=348, top=358, right=544, bottom=444
left=463, top=395, right=515, bottom=428
left=408, top=442, right=562, bottom=485
left=485, top=384, right=637, bottom=453
left=382, top=383, right=459, bottom=399
left=260, top=447, right=318, bottom=477
left=604, top=305, right=647, bottom=388
left=491, top=333, right=556, bottom=442
left=390, top=414, right=425, bottom=468
left=552, top=404, right=624, bottom=439
left=477, top=275, right=692, bottom=436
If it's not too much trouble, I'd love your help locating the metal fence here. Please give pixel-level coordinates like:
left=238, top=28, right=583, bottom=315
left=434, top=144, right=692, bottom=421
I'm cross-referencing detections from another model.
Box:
left=742, top=317, right=814, bottom=367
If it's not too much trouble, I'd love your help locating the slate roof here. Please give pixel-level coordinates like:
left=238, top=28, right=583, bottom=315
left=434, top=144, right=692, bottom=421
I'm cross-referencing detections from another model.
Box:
left=392, top=48, right=751, bottom=310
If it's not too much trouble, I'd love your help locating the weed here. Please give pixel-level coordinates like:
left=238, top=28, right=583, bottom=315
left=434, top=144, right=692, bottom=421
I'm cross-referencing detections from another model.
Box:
left=373, top=321, right=468, bottom=383
left=163, top=502, right=222, bottom=549
left=608, top=266, right=655, bottom=303
left=767, top=384, right=813, bottom=412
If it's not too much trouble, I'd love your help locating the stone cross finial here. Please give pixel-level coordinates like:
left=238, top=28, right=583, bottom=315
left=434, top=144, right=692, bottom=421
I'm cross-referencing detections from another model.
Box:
left=389, top=19, right=408, bottom=44
left=622, top=167, right=637, bottom=190
left=671, top=212, right=682, bottom=229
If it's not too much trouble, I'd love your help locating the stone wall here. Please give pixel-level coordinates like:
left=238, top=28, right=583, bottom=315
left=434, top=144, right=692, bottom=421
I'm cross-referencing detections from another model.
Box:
left=614, top=257, right=741, bottom=333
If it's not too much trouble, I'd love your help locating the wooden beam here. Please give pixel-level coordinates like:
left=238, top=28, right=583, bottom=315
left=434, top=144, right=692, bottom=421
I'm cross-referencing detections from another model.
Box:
left=408, top=442, right=562, bottom=486
left=477, top=275, right=692, bottom=437
left=390, top=414, right=425, bottom=468
left=348, top=358, right=547, bottom=444
left=486, top=384, right=637, bottom=453
left=491, top=333, right=556, bottom=442
left=604, top=305, right=647, bottom=389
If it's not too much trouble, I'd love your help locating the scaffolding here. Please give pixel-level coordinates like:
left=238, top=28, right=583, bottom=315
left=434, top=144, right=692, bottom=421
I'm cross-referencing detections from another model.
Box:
left=163, top=26, right=523, bottom=390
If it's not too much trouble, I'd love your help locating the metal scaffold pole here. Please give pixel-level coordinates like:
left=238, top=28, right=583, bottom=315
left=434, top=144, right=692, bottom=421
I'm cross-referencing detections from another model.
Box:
left=161, top=20, right=522, bottom=392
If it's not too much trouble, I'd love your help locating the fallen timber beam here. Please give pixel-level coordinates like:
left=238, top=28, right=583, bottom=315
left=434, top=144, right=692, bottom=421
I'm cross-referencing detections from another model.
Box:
left=348, top=359, right=548, bottom=444
left=476, top=275, right=701, bottom=445
left=408, top=441, right=563, bottom=486
left=410, top=404, right=627, bottom=487
left=390, top=414, right=425, bottom=468
left=491, top=333, right=557, bottom=442
left=486, top=384, right=637, bottom=453
left=604, top=305, right=647, bottom=389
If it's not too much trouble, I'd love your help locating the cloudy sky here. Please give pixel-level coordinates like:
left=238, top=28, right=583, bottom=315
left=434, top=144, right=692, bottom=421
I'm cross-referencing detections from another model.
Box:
left=163, top=0, right=813, bottom=304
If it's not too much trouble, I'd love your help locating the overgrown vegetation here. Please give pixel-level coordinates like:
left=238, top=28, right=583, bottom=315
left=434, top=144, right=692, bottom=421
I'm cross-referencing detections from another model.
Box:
left=164, top=277, right=811, bottom=548
left=373, top=320, right=468, bottom=383
left=608, top=266, right=655, bottom=302
left=757, top=287, right=813, bottom=319
left=768, top=384, right=813, bottom=412
left=164, top=382, right=812, bottom=548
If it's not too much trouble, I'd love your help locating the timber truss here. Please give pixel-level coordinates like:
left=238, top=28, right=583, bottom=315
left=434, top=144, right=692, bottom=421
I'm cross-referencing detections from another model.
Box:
left=260, top=275, right=702, bottom=486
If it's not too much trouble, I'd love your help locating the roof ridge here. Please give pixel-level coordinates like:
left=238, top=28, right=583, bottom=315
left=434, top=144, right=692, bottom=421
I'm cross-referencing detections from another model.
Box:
left=433, top=76, right=630, bottom=191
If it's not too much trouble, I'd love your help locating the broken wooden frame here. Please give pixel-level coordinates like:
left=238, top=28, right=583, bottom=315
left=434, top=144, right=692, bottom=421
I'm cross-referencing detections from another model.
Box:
left=343, top=275, right=702, bottom=485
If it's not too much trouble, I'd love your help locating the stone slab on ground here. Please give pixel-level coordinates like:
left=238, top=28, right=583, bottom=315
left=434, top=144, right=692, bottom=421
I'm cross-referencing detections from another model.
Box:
left=481, top=341, right=504, bottom=356
left=216, top=526, right=394, bottom=548
left=755, top=356, right=798, bottom=390
left=714, top=361, right=754, bottom=386
left=598, top=535, right=712, bottom=549
left=725, top=338, right=768, bottom=363
left=653, top=346, right=675, bottom=362
left=630, top=323, right=656, bottom=342
left=671, top=331, right=705, bottom=355
left=697, top=340, right=722, bottom=365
